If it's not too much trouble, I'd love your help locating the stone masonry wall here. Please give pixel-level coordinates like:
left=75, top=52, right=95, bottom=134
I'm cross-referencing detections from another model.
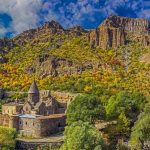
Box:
left=50, top=90, right=77, bottom=104
left=40, top=116, right=66, bottom=137
left=0, top=114, right=11, bottom=127
left=18, top=118, right=41, bottom=137
left=16, top=140, right=63, bottom=150
left=18, top=115, right=66, bottom=138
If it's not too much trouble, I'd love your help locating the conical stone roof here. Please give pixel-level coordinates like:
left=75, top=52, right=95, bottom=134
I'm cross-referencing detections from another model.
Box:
left=28, top=80, right=39, bottom=94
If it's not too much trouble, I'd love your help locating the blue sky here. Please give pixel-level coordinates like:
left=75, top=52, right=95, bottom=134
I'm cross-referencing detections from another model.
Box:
left=0, top=0, right=150, bottom=37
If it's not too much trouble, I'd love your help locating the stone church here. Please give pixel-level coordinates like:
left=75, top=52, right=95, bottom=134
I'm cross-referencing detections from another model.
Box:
left=0, top=81, right=74, bottom=138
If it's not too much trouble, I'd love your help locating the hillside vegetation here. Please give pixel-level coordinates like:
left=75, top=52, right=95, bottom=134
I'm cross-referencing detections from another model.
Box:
left=0, top=16, right=150, bottom=150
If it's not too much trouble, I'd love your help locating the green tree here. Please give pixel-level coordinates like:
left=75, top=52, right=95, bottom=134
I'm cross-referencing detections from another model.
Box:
left=66, top=94, right=105, bottom=125
left=130, top=103, right=150, bottom=150
left=0, top=126, right=17, bottom=148
left=117, top=112, right=130, bottom=134
left=106, top=91, right=146, bottom=121
left=61, top=121, right=106, bottom=150
left=105, top=91, right=147, bottom=137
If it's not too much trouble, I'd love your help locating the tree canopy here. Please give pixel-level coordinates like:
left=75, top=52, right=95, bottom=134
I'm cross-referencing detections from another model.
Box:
left=66, top=94, right=105, bottom=125
left=0, top=126, right=17, bottom=148
left=61, top=121, right=106, bottom=150
left=130, top=103, right=150, bottom=150
left=106, top=91, right=146, bottom=121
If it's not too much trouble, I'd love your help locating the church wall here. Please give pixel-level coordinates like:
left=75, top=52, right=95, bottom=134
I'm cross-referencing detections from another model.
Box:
left=18, top=116, right=66, bottom=138
left=2, top=105, right=23, bottom=116
left=28, top=93, right=39, bottom=105
left=50, top=91, right=76, bottom=104
left=40, top=116, right=66, bottom=137
left=0, top=114, right=11, bottom=127
left=11, top=116, right=20, bottom=130
left=18, top=117, right=42, bottom=137
left=16, top=140, right=63, bottom=150
left=2, top=105, right=16, bottom=116
left=0, top=114, right=19, bottom=130
left=16, top=105, right=23, bottom=114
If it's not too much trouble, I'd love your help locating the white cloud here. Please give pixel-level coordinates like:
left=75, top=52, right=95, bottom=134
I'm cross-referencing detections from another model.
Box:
left=0, top=0, right=43, bottom=35
left=138, top=9, right=150, bottom=19
left=0, top=0, right=149, bottom=36
left=0, top=25, right=7, bottom=37
left=102, top=0, right=149, bottom=19
left=43, top=0, right=103, bottom=27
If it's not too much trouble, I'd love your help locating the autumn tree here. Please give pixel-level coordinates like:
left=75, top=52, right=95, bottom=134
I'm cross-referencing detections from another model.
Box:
left=0, top=126, right=17, bottom=149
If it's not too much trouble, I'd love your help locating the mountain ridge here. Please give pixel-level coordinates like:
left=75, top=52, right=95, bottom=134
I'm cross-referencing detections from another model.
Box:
left=0, top=16, right=149, bottom=95
left=0, top=16, right=149, bottom=77
left=1, top=15, right=150, bottom=48
left=89, top=15, right=150, bottom=49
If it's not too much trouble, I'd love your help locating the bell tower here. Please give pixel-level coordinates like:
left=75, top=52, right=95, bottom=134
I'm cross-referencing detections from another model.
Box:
left=28, top=80, right=39, bottom=105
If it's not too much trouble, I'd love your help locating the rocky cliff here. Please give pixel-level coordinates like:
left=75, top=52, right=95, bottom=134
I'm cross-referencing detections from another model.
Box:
left=0, top=38, right=15, bottom=63
left=11, top=21, right=90, bottom=77
left=31, top=55, right=100, bottom=78
left=14, top=20, right=87, bottom=46
left=0, top=16, right=149, bottom=79
left=89, top=15, right=150, bottom=49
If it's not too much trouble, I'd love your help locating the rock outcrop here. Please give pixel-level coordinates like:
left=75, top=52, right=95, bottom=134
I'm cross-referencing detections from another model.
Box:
left=1, top=16, right=149, bottom=78
left=0, top=38, right=14, bottom=48
left=89, top=15, right=150, bottom=49
left=0, top=38, right=15, bottom=63
left=15, top=20, right=87, bottom=46
left=26, top=55, right=100, bottom=78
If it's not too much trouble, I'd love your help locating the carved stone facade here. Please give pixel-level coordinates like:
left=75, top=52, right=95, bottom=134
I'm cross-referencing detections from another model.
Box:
left=2, top=103, right=23, bottom=116
left=0, top=81, right=72, bottom=138
left=18, top=114, right=66, bottom=137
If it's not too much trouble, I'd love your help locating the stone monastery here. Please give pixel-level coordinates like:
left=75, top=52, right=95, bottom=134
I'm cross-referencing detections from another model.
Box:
left=0, top=81, right=74, bottom=138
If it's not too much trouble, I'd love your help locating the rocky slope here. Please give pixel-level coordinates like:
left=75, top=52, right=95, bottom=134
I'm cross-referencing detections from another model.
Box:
left=14, top=20, right=87, bottom=46
left=0, top=16, right=149, bottom=79
left=0, top=38, right=15, bottom=63
left=33, top=56, right=100, bottom=78
left=89, top=15, right=150, bottom=49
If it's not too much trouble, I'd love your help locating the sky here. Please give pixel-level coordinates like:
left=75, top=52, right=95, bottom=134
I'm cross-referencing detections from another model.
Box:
left=0, top=0, right=150, bottom=37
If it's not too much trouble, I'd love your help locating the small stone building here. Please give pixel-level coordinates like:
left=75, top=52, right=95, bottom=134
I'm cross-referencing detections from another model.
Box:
left=2, top=103, right=24, bottom=116
left=18, top=114, right=66, bottom=137
left=0, top=81, right=69, bottom=138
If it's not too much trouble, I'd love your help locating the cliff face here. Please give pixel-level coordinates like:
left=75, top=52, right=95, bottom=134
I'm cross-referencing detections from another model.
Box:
left=14, top=20, right=87, bottom=46
left=0, top=38, right=15, bottom=63
left=9, top=21, right=90, bottom=77
left=26, top=55, right=100, bottom=78
left=89, top=16, right=150, bottom=49
left=0, top=16, right=149, bottom=78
